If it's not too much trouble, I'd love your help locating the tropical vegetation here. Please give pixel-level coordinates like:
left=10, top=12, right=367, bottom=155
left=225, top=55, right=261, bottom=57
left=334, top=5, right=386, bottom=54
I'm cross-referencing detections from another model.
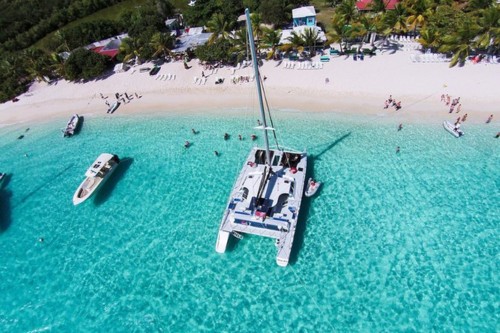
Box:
left=0, top=0, right=498, bottom=103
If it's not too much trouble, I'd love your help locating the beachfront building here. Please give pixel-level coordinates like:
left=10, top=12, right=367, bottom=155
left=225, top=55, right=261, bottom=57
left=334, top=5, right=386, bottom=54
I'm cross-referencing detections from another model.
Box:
left=292, top=6, right=317, bottom=27
left=172, top=27, right=212, bottom=53
left=279, top=6, right=326, bottom=47
left=355, top=0, right=400, bottom=11
left=86, top=33, right=129, bottom=59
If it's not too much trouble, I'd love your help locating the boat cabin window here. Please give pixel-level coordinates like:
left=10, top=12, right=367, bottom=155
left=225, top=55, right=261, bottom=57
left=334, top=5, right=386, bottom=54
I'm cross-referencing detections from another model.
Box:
left=272, top=155, right=280, bottom=166
left=254, top=150, right=274, bottom=165
left=280, top=153, right=301, bottom=168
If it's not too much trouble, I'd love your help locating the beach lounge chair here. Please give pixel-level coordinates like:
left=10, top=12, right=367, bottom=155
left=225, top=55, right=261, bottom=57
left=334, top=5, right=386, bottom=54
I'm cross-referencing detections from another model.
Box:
left=172, top=74, right=176, bottom=80
left=194, top=77, right=199, bottom=84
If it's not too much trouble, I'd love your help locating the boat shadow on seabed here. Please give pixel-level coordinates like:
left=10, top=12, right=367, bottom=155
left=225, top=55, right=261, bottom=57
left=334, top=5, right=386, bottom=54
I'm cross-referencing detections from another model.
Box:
left=93, top=157, right=134, bottom=206
left=0, top=174, right=13, bottom=232
left=289, top=132, right=351, bottom=265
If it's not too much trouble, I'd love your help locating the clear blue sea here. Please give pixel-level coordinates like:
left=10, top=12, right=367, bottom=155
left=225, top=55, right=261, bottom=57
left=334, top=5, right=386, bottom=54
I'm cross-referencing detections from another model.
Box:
left=0, top=109, right=498, bottom=332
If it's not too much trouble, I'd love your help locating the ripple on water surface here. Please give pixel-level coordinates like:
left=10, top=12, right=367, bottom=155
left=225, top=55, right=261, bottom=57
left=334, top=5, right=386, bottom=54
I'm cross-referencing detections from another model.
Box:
left=0, top=111, right=498, bottom=332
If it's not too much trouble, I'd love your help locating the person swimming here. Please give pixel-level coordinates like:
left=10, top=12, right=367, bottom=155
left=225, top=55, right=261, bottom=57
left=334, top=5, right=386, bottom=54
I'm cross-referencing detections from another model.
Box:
left=184, top=141, right=190, bottom=148
left=224, top=133, right=229, bottom=140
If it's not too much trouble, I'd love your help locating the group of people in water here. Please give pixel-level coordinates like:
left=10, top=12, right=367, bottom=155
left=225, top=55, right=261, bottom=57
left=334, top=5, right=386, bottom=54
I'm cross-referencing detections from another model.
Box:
left=441, top=94, right=496, bottom=127
left=184, top=128, right=258, bottom=153
left=384, top=95, right=402, bottom=110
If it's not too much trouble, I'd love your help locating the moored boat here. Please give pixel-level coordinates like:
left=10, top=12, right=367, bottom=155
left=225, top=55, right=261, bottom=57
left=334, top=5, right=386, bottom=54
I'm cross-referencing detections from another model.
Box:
left=443, top=121, right=464, bottom=138
left=305, top=178, right=321, bottom=197
left=215, top=9, right=308, bottom=267
left=72, top=153, right=120, bottom=205
left=63, top=114, right=80, bottom=137
left=107, top=101, right=120, bottom=114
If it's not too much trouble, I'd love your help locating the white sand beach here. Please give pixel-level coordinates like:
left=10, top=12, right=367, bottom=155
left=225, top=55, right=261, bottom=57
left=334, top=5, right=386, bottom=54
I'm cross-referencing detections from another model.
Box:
left=1, top=47, right=499, bottom=126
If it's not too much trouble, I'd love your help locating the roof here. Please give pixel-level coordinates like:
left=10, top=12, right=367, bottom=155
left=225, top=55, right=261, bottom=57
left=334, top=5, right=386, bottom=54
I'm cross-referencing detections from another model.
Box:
left=87, top=34, right=128, bottom=59
left=292, top=6, right=316, bottom=18
left=172, top=32, right=212, bottom=53
left=356, top=0, right=399, bottom=10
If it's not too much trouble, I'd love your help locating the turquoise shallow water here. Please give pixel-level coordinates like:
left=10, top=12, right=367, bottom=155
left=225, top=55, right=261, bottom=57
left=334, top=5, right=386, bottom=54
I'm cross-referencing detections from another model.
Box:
left=0, top=110, right=498, bottom=332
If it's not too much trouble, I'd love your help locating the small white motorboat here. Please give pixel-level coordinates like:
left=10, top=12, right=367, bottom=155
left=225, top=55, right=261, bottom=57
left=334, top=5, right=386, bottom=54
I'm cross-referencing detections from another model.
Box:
left=107, top=101, right=120, bottom=114
left=443, top=121, right=464, bottom=138
left=63, top=114, right=80, bottom=137
left=305, top=178, right=321, bottom=197
left=73, top=153, right=120, bottom=205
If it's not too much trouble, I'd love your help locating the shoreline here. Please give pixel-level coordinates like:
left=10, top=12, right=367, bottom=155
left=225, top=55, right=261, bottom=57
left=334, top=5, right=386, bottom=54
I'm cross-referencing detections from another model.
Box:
left=1, top=49, right=499, bottom=128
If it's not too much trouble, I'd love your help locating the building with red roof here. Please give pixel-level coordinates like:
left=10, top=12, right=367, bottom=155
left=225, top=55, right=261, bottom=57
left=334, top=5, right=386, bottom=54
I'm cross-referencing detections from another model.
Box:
left=356, top=0, right=400, bottom=11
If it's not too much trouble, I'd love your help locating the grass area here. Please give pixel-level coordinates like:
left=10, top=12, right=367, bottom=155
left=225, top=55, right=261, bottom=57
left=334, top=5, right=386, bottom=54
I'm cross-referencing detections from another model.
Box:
left=310, top=0, right=336, bottom=33
left=33, top=0, right=149, bottom=51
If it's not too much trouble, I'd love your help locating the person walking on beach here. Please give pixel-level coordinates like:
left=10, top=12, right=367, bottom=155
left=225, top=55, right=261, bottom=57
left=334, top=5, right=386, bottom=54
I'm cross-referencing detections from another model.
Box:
left=462, top=113, right=468, bottom=122
left=105, top=100, right=110, bottom=106
left=486, top=114, right=493, bottom=123
left=398, top=123, right=403, bottom=131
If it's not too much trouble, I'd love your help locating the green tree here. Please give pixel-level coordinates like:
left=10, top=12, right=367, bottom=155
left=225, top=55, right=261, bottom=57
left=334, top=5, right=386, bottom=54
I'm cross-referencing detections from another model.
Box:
left=301, top=28, right=323, bottom=56
left=63, top=47, right=109, bottom=81
left=384, top=3, right=409, bottom=33
left=260, top=27, right=282, bottom=59
left=404, top=0, right=432, bottom=32
left=438, top=15, right=482, bottom=67
left=206, top=13, right=235, bottom=44
left=335, top=0, right=358, bottom=24
left=119, top=37, right=143, bottom=64
left=476, top=6, right=500, bottom=53
left=150, top=32, right=175, bottom=59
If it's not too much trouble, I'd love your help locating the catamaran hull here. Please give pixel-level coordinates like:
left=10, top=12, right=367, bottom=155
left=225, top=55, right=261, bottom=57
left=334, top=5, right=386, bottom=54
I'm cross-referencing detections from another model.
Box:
left=215, top=230, right=230, bottom=253
left=216, top=147, right=307, bottom=266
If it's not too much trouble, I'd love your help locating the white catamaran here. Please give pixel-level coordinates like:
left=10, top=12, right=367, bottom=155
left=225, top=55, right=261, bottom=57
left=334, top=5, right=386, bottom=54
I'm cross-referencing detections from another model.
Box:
left=215, top=9, right=308, bottom=267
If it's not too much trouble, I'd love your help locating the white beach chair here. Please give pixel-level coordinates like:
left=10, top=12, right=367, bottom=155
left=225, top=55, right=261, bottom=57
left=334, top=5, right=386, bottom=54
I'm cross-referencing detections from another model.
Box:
left=166, top=74, right=172, bottom=80
left=203, top=77, right=208, bottom=85
left=172, top=74, right=176, bottom=80
left=155, top=74, right=161, bottom=80
left=194, top=77, right=199, bottom=84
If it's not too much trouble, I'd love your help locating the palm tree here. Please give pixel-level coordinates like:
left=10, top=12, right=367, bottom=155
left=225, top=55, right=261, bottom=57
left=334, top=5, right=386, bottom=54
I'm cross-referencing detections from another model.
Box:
left=384, top=3, right=409, bottom=34
left=119, top=37, right=143, bottom=64
left=405, top=0, right=432, bottom=32
left=359, top=15, right=377, bottom=45
left=284, top=30, right=305, bottom=54
left=327, top=15, right=353, bottom=53
left=336, top=0, right=358, bottom=24
left=23, top=48, right=51, bottom=82
left=230, top=28, right=249, bottom=63
left=369, top=0, right=391, bottom=13
left=438, top=15, right=482, bottom=67
left=260, top=27, right=282, bottom=60
left=50, top=52, right=66, bottom=78
left=476, top=6, right=500, bottom=54
left=301, top=28, right=323, bottom=57
left=417, top=27, right=440, bottom=51
left=150, top=32, right=175, bottom=59
left=206, top=13, right=235, bottom=44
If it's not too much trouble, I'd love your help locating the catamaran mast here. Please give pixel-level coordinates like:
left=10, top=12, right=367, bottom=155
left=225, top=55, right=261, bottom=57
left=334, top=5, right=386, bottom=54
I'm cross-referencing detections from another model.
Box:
left=245, top=8, right=272, bottom=166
